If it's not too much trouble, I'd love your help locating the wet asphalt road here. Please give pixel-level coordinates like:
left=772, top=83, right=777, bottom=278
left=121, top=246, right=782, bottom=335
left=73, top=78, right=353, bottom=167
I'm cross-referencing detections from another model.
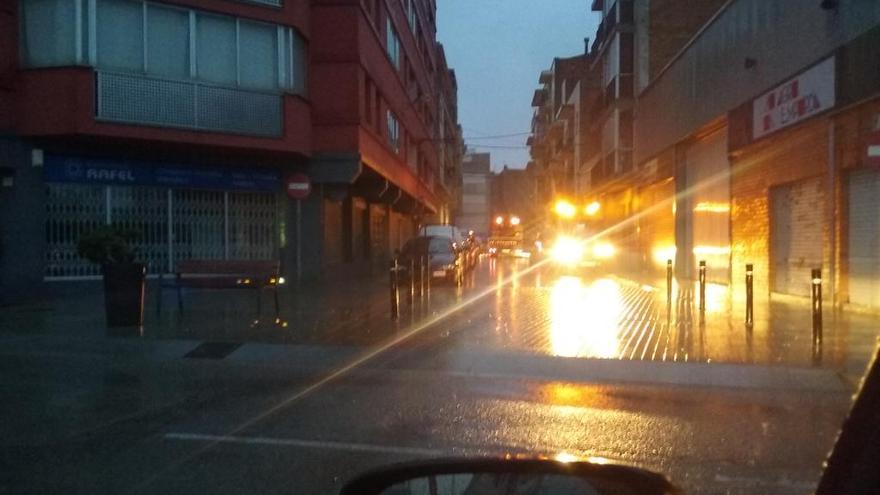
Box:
left=0, top=257, right=870, bottom=494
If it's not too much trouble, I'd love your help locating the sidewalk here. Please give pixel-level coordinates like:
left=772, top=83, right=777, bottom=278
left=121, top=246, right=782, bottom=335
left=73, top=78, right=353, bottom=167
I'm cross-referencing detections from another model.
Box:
left=0, top=273, right=411, bottom=346
left=607, top=271, right=880, bottom=382
left=1, top=261, right=877, bottom=383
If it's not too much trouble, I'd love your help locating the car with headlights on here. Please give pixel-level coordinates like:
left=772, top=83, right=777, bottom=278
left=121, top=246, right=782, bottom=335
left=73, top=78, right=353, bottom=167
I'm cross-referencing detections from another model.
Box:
left=548, top=234, right=616, bottom=271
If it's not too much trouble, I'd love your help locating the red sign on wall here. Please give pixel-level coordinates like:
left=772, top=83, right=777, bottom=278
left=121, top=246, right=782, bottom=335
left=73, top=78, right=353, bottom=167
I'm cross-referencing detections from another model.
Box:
left=286, top=173, right=311, bottom=200
left=753, top=57, right=836, bottom=140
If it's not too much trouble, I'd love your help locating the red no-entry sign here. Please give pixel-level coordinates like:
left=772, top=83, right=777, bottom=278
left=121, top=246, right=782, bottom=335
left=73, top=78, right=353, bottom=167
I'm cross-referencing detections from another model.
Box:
left=286, top=173, right=311, bottom=200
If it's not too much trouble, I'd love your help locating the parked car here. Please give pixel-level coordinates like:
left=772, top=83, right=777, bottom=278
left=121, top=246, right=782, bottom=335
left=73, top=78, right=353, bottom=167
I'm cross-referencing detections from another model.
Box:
left=418, top=224, right=476, bottom=271
left=418, top=224, right=466, bottom=244
left=456, top=230, right=479, bottom=270
left=396, top=235, right=463, bottom=285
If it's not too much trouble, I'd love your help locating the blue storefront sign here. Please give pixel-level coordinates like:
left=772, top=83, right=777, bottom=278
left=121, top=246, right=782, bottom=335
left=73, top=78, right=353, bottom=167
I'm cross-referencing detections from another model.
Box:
left=44, top=155, right=280, bottom=192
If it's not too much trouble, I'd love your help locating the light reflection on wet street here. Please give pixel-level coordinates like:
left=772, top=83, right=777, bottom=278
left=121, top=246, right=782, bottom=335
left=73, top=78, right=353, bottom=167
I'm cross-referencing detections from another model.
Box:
left=1, top=256, right=878, bottom=494
left=548, top=276, right=622, bottom=359
left=394, top=257, right=879, bottom=374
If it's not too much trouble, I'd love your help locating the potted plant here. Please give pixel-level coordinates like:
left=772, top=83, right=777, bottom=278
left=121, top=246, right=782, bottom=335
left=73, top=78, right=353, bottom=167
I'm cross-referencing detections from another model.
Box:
left=77, top=226, right=146, bottom=330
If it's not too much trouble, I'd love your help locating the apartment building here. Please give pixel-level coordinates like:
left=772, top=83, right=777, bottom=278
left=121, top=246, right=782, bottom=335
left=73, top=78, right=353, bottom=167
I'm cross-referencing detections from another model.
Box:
left=456, top=151, right=491, bottom=238
left=0, top=0, right=462, bottom=301
left=635, top=1, right=880, bottom=308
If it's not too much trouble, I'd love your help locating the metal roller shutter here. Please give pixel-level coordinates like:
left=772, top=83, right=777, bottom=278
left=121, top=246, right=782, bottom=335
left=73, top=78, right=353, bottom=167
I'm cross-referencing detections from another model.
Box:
left=323, top=199, right=343, bottom=266
left=370, top=204, right=388, bottom=264
left=848, top=169, right=880, bottom=309
left=351, top=198, right=367, bottom=261
left=770, top=177, right=824, bottom=296
left=45, top=184, right=277, bottom=278
left=685, top=129, right=730, bottom=283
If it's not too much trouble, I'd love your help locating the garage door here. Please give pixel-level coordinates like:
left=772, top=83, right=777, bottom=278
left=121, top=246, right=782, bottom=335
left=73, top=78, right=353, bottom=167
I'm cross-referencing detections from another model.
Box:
left=323, top=199, right=343, bottom=266
left=848, top=169, right=880, bottom=309
left=770, top=178, right=824, bottom=296
left=685, top=129, right=730, bottom=283
left=370, top=204, right=388, bottom=265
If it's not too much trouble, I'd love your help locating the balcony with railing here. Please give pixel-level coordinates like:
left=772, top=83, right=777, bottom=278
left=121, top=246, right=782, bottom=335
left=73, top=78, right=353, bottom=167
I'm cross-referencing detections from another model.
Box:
left=599, top=73, right=634, bottom=115
left=96, top=72, right=283, bottom=138
left=591, top=0, right=633, bottom=53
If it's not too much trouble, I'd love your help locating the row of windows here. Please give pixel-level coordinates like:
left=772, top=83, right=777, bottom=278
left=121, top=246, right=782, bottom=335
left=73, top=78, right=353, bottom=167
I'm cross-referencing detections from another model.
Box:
left=365, top=0, right=444, bottom=155
left=20, top=0, right=307, bottom=94
left=385, top=17, right=401, bottom=71
left=405, top=0, right=417, bottom=33
left=365, top=74, right=411, bottom=168
left=362, top=1, right=442, bottom=186
left=386, top=110, right=400, bottom=153
left=462, top=183, right=486, bottom=194
left=366, top=0, right=434, bottom=83
left=371, top=85, right=429, bottom=184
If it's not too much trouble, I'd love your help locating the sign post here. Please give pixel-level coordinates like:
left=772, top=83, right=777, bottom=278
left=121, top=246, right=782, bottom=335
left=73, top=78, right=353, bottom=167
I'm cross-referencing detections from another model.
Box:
left=286, top=174, right=312, bottom=285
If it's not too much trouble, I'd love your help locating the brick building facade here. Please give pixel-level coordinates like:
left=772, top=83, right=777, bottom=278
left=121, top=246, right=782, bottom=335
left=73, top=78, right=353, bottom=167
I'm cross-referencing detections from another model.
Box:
left=0, top=0, right=463, bottom=303
left=456, top=151, right=491, bottom=238
left=527, top=0, right=724, bottom=279
left=632, top=1, right=880, bottom=310
left=729, top=63, right=880, bottom=308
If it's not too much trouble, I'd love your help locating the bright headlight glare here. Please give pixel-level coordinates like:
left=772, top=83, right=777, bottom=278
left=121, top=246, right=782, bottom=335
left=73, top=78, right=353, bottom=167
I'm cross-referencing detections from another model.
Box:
left=554, top=200, right=576, bottom=219
left=584, top=201, right=600, bottom=216
left=592, top=242, right=616, bottom=259
left=551, top=236, right=585, bottom=265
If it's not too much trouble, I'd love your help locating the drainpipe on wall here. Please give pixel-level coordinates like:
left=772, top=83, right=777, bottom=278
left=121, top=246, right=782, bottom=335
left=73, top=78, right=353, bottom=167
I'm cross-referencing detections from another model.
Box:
left=827, top=121, right=837, bottom=307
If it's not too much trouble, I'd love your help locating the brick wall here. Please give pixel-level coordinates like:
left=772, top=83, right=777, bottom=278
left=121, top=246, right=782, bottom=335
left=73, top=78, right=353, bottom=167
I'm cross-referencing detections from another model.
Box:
left=833, top=98, right=880, bottom=305
left=730, top=117, right=829, bottom=299
left=731, top=97, right=880, bottom=303
left=635, top=177, right=676, bottom=284
left=606, top=187, right=638, bottom=270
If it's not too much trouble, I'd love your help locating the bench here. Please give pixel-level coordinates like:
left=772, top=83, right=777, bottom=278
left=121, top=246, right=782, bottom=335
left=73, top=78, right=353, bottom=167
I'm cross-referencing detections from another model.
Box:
left=157, top=260, right=282, bottom=317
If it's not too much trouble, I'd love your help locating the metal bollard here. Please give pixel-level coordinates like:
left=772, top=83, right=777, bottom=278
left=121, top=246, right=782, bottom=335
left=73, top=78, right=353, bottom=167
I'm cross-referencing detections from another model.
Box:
left=409, top=258, right=416, bottom=302
left=811, top=268, right=823, bottom=354
left=698, top=260, right=707, bottom=314
left=666, top=259, right=673, bottom=301
left=425, top=255, right=431, bottom=294
left=745, top=263, right=754, bottom=327
left=389, top=258, right=399, bottom=320
left=419, top=255, right=426, bottom=298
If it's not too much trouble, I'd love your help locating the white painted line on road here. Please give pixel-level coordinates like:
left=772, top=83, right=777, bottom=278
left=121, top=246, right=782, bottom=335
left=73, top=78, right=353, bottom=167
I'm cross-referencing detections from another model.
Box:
left=165, top=432, right=448, bottom=457
left=433, top=353, right=849, bottom=392
left=713, top=473, right=815, bottom=490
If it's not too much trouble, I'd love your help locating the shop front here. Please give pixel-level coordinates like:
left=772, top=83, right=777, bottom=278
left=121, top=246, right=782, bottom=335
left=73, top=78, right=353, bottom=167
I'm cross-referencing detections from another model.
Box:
left=43, top=154, right=282, bottom=280
left=728, top=39, right=880, bottom=308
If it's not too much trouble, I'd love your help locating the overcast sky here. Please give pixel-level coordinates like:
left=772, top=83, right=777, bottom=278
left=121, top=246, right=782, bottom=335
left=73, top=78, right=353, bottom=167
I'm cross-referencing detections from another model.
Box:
left=437, top=0, right=601, bottom=171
